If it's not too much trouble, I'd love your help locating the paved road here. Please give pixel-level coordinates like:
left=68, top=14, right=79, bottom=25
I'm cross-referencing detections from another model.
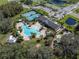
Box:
left=54, top=2, right=79, bottom=19
left=70, top=12, right=79, bottom=18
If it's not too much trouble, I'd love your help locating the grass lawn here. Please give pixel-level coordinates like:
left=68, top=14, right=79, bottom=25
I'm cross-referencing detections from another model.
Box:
left=58, top=15, right=79, bottom=31
left=45, top=3, right=60, bottom=9
left=61, top=3, right=71, bottom=7
left=74, top=8, right=79, bottom=14
left=22, top=39, right=45, bottom=48
left=0, top=33, right=10, bottom=44
left=35, top=9, right=49, bottom=16
left=0, top=0, right=8, bottom=6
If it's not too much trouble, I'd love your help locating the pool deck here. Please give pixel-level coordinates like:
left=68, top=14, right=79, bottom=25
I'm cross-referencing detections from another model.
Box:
left=16, top=21, right=47, bottom=40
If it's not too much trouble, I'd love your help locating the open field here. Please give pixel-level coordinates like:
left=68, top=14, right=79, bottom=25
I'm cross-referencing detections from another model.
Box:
left=0, top=0, right=8, bottom=5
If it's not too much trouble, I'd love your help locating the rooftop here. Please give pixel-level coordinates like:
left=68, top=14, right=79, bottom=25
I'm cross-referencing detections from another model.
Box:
left=37, top=16, right=61, bottom=31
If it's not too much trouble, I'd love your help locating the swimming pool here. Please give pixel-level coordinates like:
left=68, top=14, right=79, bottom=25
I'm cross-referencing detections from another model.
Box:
left=22, top=24, right=31, bottom=36
left=22, top=11, right=41, bottom=21
left=65, top=18, right=76, bottom=26
left=27, top=14, right=41, bottom=21
left=22, top=11, right=36, bottom=17
left=21, top=24, right=40, bottom=37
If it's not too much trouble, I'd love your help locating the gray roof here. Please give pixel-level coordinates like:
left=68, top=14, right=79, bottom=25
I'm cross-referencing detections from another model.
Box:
left=37, top=16, right=60, bottom=31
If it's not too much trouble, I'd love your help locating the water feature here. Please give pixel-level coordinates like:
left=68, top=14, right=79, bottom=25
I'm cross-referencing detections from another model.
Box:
left=50, top=0, right=67, bottom=4
left=22, top=11, right=41, bottom=21
left=21, top=24, right=40, bottom=37
left=65, top=18, right=76, bottom=25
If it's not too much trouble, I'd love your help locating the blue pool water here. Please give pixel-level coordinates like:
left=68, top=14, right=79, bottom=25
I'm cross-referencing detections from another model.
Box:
left=22, top=11, right=36, bottom=17
left=27, top=14, right=41, bottom=21
left=21, top=24, right=31, bottom=36
left=22, top=11, right=41, bottom=21
left=65, top=18, right=76, bottom=25
left=21, top=24, right=40, bottom=37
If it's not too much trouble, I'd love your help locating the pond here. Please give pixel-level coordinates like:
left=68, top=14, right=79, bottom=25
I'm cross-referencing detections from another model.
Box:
left=65, top=18, right=76, bottom=26
left=50, top=0, right=67, bottom=4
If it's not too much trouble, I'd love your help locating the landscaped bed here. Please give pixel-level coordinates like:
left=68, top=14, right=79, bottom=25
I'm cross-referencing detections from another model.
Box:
left=58, top=15, right=79, bottom=31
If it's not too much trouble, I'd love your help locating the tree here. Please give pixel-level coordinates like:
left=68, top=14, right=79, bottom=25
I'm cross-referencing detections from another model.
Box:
left=26, top=47, right=54, bottom=59
left=0, top=42, right=57, bottom=59
left=0, top=10, right=4, bottom=19
left=0, top=43, right=27, bottom=59
left=53, top=33, right=79, bottom=59
left=0, top=1, right=23, bottom=18
left=0, top=18, right=12, bottom=34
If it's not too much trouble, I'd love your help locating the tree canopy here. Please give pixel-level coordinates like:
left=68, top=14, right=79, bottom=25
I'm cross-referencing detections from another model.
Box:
left=0, top=1, right=23, bottom=18
left=0, top=18, right=12, bottom=34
